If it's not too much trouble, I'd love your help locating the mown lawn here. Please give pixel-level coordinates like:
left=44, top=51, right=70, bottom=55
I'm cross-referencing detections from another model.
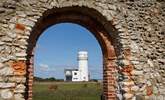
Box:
left=33, top=82, right=102, bottom=100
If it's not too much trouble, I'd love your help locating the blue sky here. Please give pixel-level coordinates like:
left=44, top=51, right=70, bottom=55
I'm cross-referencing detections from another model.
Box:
left=34, top=23, right=103, bottom=79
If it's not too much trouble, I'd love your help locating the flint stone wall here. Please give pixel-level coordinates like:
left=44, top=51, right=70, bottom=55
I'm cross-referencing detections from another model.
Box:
left=0, top=0, right=165, bottom=100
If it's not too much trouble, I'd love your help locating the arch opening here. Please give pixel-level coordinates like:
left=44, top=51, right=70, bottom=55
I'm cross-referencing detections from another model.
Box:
left=33, top=23, right=103, bottom=100
left=26, top=6, right=119, bottom=100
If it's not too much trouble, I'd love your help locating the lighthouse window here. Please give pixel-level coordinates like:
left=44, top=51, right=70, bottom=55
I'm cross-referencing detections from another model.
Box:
left=74, top=72, right=77, bottom=75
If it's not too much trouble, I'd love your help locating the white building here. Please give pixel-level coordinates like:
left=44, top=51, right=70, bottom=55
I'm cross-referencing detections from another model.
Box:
left=64, top=51, right=89, bottom=82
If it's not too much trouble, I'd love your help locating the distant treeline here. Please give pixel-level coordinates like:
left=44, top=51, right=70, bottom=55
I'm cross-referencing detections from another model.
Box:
left=34, top=76, right=102, bottom=82
left=34, top=76, right=64, bottom=82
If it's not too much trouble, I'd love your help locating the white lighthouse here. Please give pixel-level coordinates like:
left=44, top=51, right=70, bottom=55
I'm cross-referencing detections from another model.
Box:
left=64, top=51, right=89, bottom=82
left=78, top=51, right=89, bottom=81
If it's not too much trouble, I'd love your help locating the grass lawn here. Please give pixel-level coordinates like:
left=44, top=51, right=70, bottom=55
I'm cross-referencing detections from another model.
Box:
left=33, top=82, right=103, bottom=100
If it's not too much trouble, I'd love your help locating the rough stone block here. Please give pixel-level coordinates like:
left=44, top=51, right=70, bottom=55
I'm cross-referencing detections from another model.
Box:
left=146, top=86, right=153, bottom=96
left=123, top=93, right=134, bottom=99
left=15, top=23, right=25, bottom=31
left=11, top=61, right=26, bottom=76
left=0, top=66, right=14, bottom=76
left=14, top=93, right=24, bottom=100
left=0, top=83, right=15, bottom=88
left=131, top=70, right=143, bottom=75
left=0, top=89, right=13, bottom=99
left=14, top=84, right=25, bottom=93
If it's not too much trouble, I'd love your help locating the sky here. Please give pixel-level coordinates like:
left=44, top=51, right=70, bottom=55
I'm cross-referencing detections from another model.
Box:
left=34, top=23, right=103, bottom=79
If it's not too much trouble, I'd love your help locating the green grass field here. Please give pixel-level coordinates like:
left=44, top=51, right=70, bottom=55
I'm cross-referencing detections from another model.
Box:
left=33, top=82, right=103, bottom=100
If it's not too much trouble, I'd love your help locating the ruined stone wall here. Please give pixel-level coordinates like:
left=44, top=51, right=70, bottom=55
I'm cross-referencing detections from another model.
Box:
left=0, top=0, right=164, bottom=100
left=121, top=1, right=165, bottom=99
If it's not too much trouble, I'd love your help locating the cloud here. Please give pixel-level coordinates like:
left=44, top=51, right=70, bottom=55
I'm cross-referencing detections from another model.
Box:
left=39, top=63, right=49, bottom=71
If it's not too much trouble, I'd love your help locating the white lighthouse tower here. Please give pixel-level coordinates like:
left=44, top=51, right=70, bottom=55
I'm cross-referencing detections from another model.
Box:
left=78, top=51, right=89, bottom=81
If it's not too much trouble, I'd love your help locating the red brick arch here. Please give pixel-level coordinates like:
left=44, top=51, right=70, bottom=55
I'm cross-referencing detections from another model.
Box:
left=26, top=7, right=119, bottom=100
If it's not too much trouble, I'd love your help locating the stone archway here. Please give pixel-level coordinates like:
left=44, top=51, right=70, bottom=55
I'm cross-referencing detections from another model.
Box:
left=26, top=7, right=119, bottom=100
left=0, top=0, right=165, bottom=100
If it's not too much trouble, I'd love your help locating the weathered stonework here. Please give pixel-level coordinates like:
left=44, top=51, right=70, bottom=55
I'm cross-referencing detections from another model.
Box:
left=11, top=61, right=26, bottom=76
left=0, top=0, right=165, bottom=100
